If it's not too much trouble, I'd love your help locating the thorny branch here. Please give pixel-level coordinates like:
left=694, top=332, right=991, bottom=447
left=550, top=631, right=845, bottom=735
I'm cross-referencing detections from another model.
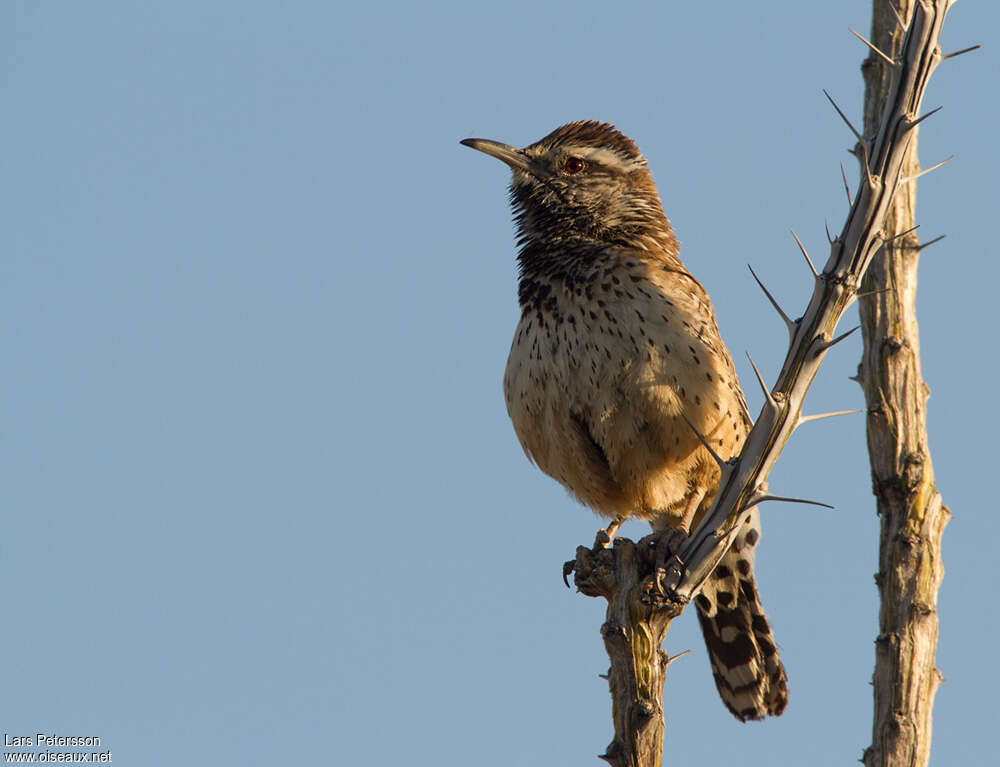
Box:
left=567, top=2, right=961, bottom=764
left=664, top=0, right=957, bottom=605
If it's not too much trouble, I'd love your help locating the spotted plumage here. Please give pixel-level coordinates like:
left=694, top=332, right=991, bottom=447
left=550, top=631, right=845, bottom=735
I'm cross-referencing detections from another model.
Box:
left=462, top=121, right=788, bottom=721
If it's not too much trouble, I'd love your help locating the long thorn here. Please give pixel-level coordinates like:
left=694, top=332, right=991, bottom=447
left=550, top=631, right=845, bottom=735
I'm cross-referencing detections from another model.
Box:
left=823, top=89, right=863, bottom=143
left=680, top=413, right=726, bottom=469
left=664, top=649, right=693, bottom=667
left=856, top=287, right=893, bottom=299
left=942, top=44, right=981, bottom=61
left=790, top=229, right=819, bottom=278
left=748, top=264, right=796, bottom=339
left=861, top=143, right=876, bottom=187
left=915, top=234, right=946, bottom=252
left=900, top=156, right=953, bottom=185
left=850, top=142, right=875, bottom=186
left=797, top=408, right=864, bottom=426
left=907, top=105, right=943, bottom=131
left=814, top=325, right=860, bottom=356
left=887, top=0, right=906, bottom=30
left=745, top=352, right=777, bottom=408
left=886, top=137, right=916, bottom=208
left=851, top=28, right=896, bottom=66
left=884, top=224, right=920, bottom=242
left=747, top=494, right=835, bottom=511
left=840, top=162, right=853, bottom=206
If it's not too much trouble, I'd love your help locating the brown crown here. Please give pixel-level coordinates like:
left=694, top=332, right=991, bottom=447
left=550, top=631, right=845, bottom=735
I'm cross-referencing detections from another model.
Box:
left=531, top=121, right=642, bottom=158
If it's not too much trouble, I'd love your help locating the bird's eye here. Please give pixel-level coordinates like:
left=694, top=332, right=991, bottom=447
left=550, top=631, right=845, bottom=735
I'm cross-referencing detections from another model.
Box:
left=564, top=157, right=584, bottom=174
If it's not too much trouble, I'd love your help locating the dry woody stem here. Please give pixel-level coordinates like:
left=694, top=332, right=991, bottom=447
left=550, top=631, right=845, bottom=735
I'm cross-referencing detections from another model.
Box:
left=858, top=2, right=953, bottom=766
left=570, top=533, right=685, bottom=767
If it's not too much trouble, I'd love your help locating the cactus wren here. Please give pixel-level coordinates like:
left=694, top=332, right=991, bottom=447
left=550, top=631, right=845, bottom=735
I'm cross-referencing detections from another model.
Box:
left=461, top=121, right=788, bottom=721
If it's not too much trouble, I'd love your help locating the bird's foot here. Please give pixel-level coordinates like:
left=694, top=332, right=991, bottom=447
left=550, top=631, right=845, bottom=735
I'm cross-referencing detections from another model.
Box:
left=651, top=529, right=687, bottom=596
left=594, top=514, right=627, bottom=549
left=563, top=515, right=628, bottom=590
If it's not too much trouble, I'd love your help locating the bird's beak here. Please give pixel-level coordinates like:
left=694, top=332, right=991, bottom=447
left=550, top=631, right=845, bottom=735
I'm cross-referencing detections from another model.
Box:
left=460, top=138, right=532, bottom=173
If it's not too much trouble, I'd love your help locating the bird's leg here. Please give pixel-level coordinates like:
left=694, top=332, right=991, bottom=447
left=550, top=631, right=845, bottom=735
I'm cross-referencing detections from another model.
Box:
left=594, top=514, right=628, bottom=549
left=677, top=487, right=708, bottom=533
left=650, top=489, right=704, bottom=594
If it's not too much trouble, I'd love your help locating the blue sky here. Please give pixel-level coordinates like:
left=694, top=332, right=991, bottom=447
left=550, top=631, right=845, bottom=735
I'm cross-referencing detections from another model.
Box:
left=2, top=2, right=996, bottom=765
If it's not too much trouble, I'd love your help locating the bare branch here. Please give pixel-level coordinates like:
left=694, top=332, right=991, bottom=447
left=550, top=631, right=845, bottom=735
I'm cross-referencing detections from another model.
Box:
left=859, top=5, right=952, bottom=766
left=565, top=5, right=957, bottom=763
left=667, top=0, right=956, bottom=608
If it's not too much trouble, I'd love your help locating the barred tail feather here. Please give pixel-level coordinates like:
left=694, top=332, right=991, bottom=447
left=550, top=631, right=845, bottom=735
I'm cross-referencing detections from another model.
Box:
left=693, top=512, right=788, bottom=721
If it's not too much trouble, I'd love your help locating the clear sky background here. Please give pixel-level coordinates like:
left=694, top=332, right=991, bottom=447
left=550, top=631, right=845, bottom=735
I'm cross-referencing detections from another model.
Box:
left=2, top=2, right=996, bottom=765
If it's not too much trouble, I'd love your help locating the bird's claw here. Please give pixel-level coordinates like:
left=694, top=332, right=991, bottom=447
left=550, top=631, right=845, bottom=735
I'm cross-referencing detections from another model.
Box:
left=652, top=566, right=668, bottom=596
left=562, top=559, right=575, bottom=588
left=650, top=529, right=687, bottom=596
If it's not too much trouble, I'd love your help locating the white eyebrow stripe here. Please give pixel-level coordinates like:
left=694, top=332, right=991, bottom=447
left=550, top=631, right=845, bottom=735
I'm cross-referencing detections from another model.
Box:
left=571, top=146, right=647, bottom=172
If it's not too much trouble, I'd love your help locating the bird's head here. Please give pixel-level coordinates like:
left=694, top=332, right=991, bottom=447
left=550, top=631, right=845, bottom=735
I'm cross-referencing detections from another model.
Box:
left=461, top=121, right=671, bottom=250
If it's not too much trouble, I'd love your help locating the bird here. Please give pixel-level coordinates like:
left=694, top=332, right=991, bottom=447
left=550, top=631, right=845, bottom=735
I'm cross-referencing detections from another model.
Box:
left=460, top=120, right=788, bottom=721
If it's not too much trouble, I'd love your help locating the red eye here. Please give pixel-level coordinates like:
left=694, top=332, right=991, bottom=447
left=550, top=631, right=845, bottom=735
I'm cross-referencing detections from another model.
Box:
left=564, top=157, right=584, bottom=174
